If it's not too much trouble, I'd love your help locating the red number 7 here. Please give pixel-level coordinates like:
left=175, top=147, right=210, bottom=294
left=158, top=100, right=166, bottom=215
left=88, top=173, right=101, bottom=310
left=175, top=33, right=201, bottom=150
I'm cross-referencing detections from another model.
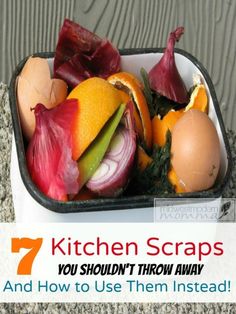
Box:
left=11, top=238, right=43, bottom=275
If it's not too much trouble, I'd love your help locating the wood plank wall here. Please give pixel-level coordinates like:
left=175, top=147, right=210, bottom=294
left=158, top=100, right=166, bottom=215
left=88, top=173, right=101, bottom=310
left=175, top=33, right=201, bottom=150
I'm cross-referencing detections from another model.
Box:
left=0, top=0, right=235, bottom=130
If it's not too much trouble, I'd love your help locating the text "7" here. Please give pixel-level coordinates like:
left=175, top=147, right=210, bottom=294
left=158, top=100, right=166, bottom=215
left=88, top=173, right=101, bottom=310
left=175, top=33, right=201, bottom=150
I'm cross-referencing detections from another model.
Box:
left=11, top=238, right=43, bottom=275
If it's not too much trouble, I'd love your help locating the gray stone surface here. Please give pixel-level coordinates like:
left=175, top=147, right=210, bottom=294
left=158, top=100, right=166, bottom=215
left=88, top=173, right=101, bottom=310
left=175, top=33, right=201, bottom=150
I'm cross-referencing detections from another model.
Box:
left=1, top=302, right=236, bottom=313
left=0, top=83, right=14, bottom=222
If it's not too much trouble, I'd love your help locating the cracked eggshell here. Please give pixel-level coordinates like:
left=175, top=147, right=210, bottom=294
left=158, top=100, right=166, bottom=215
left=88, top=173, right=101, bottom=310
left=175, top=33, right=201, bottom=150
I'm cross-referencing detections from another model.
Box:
left=17, top=56, right=68, bottom=140
left=171, top=109, right=220, bottom=192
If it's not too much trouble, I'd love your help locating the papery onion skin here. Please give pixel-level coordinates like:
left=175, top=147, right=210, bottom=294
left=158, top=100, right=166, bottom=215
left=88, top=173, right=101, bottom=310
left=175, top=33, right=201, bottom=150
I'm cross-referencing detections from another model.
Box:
left=26, top=100, right=79, bottom=201
left=86, top=103, right=136, bottom=197
left=54, top=19, right=121, bottom=88
left=148, top=27, right=189, bottom=104
left=54, top=19, right=101, bottom=71
left=55, top=54, right=92, bottom=87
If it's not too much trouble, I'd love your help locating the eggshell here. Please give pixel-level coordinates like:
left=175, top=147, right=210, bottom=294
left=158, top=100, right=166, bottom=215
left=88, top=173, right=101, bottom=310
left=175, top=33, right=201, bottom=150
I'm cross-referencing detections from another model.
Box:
left=17, top=57, right=68, bottom=140
left=171, top=109, right=220, bottom=192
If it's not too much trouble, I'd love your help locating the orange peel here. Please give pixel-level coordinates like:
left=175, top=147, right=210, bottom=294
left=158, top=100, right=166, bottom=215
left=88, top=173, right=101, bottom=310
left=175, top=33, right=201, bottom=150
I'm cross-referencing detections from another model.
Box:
left=108, top=72, right=152, bottom=149
left=117, top=89, right=143, bottom=138
left=67, top=77, right=122, bottom=160
left=185, top=84, right=208, bottom=113
left=152, top=110, right=184, bottom=147
left=168, top=168, right=186, bottom=193
left=73, top=187, right=97, bottom=200
left=137, top=145, right=153, bottom=171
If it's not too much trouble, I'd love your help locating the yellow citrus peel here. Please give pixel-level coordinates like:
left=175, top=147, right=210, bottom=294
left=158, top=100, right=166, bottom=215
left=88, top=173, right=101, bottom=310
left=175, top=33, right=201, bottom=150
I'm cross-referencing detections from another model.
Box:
left=67, top=77, right=122, bottom=160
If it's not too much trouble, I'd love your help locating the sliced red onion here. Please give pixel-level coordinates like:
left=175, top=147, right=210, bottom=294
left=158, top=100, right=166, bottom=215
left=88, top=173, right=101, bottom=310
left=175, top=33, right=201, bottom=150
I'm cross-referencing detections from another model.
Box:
left=86, top=126, right=136, bottom=197
left=86, top=102, right=136, bottom=197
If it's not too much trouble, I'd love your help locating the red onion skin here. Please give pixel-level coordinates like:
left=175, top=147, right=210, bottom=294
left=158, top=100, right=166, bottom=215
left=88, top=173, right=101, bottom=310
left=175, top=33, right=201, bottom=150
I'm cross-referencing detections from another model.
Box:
left=54, top=19, right=120, bottom=88
left=148, top=27, right=189, bottom=104
left=54, top=19, right=101, bottom=72
left=26, top=101, right=79, bottom=201
left=86, top=103, right=136, bottom=197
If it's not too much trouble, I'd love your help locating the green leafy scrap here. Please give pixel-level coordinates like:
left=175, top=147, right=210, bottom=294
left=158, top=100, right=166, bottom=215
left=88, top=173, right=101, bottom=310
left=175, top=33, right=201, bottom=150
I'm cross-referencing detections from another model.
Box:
left=128, top=130, right=174, bottom=196
left=140, top=67, right=155, bottom=117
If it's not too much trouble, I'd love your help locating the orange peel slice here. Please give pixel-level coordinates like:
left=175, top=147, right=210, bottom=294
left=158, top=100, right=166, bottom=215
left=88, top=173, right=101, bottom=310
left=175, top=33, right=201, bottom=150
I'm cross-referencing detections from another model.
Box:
left=108, top=72, right=152, bottom=149
left=185, top=84, right=208, bottom=113
left=73, top=187, right=97, bottom=200
left=117, top=89, right=143, bottom=138
left=168, top=168, right=186, bottom=193
left=152, top=115, right=168, bottom=147
left=67, top=77, right=122, bottom=160
left=137, top=145, right=153, bottom=171
left=152, top=110, right=184, bottom=147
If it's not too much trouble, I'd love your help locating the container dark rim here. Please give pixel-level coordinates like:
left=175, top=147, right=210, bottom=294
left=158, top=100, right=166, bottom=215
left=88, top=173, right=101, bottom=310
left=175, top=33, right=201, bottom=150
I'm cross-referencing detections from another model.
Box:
left=9, top=48, right=233, bottom=214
